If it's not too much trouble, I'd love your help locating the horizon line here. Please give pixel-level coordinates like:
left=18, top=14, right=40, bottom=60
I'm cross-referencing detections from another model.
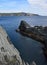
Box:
left=0, top=12, right=47, bottom=16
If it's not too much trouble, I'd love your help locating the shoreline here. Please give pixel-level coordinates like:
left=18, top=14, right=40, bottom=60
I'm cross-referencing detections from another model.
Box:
left=16, top=20, right=47, bottom=59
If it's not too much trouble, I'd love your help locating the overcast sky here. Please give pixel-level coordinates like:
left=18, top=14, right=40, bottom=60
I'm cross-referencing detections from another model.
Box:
left=0, top=0, right=47, bottom=16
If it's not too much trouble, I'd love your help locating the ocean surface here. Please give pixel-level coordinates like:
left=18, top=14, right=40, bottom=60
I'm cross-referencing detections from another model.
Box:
left=0, top=16, right=47, bottom=65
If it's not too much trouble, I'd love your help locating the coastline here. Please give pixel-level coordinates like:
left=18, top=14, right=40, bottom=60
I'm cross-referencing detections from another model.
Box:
left=0, top=12, right=39, bottom=16
left=0, top=26, right=28, bottom=65
left=0, top=26, right=37, bottom=65
left=16, top=20, right=47, bottom=59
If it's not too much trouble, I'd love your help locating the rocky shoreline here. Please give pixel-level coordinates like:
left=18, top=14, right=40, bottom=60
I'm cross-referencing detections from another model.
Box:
left=0, top=26, right=36, bottom=65
left=16, top=20, right=47, bottom=59
left=16, top=21, right=46, bottom=44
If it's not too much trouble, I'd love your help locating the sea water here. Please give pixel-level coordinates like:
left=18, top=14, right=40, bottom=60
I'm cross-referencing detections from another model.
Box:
left=0, top=16, right=47, bottom=65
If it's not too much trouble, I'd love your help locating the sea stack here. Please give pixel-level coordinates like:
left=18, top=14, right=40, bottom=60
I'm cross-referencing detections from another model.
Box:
left=16, top=20, right=45, bottom=44
left=16, top=20, right=47, bottom=59
left=19, top=20, right=31, bottom=31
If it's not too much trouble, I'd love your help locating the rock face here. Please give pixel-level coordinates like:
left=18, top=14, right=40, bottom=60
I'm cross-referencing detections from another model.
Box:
left=17, top=20, right=47, bottom=44
left=17, top=21, right=45, bottom=44
left=19, top=20, right=31, bottom=32
left=0, top=26, right=37, bottom=65
left=0, top=26, right=30, bottom=65
left=16, top=20, right=47, bottom=59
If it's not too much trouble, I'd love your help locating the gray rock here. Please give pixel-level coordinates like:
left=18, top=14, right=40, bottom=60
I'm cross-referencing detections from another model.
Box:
left=0, top=26, right=28, bottom=65
left=0, top=26, right=36, bottom=65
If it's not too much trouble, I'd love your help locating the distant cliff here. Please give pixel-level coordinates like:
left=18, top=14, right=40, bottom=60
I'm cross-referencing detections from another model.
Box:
left=0, top=12, right=39, bottom=16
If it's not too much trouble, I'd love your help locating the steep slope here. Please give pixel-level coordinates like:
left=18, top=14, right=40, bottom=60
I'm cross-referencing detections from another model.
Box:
left=0, top=26, right=29, bottom=65
left=0, top=26, right=36, bottom=65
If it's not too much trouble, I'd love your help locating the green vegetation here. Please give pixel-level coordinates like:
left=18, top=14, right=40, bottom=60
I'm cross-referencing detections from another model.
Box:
left=0, top=12, right=39, bottom=16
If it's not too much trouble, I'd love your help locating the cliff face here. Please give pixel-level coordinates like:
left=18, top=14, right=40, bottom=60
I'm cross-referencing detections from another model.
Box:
left=0, top=26, right=29, bottom=65
left=17, top=21, right=47, bottom=44
left=19, top=20, right=31, bottom=32
left=16, top=20, right=47, bottom=59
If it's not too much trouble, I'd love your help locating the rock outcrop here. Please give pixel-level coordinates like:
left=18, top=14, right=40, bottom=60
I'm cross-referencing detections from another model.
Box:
left=19, top=20, right=31, bottom=32
left=16, top=20, right=47, bottom=44
left=0, top=26, right=28, bottom=65
left=0, top=26, right=36, bottom=65
left=16, top=20, right=47, bottom=59
left=0, top=26, right=37, bottom=65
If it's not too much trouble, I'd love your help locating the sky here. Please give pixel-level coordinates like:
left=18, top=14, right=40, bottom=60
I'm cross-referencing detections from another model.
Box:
left=0, top=0, right=47, bottom=16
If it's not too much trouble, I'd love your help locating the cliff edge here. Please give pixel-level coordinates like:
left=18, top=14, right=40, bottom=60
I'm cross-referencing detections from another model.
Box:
left=0, top=26, right=29, bottom=65
left=0, top=26, right=36, bottom=65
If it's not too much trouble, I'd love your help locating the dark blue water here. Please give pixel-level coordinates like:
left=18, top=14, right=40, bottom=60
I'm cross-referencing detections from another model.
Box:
left=0, top=16, right=47, bottom=65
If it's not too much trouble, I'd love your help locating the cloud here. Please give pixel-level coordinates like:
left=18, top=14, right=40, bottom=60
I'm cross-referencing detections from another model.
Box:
left=27, top=0, right=47, bottom=11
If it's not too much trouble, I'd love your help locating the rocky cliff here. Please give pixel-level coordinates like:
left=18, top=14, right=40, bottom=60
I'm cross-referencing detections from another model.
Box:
left=16, top=20, right=47, bottom=44
left=0, top=26, right=37, bottom=65
left=0, top=26, right=29, bottom=65
left=16, top=20, right=47, bottom=59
